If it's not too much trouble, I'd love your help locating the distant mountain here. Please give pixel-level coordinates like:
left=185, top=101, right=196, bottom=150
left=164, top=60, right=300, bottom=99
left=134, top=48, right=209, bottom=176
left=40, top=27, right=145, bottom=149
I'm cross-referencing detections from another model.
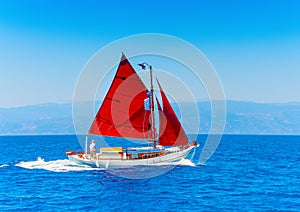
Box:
left=0, top=103, right=74, bottom=135
left=0, top=101, right=299, bottom=135
left=173, top=100, right=300, bottom=135
left=214, top=101, right=300, bottom=134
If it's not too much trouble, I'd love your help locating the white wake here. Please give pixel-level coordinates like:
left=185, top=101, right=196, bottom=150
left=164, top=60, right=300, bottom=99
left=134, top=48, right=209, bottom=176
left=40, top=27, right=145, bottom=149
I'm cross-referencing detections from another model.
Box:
left=176, top=158, right=196, bottom=166
left=0, top=164, right=9, bottom=168
left=15, top=157, right=102, bottom=172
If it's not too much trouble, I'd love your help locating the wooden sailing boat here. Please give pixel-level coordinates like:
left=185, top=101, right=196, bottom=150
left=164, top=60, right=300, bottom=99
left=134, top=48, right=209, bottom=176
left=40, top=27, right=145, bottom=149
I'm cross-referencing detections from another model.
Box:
left=66, top=53, right=197, bottom=168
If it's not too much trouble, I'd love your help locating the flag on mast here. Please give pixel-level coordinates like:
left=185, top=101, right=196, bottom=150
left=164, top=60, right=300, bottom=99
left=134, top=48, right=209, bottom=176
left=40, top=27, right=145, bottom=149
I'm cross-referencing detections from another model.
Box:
left=144, top=92, right=151, bottom=110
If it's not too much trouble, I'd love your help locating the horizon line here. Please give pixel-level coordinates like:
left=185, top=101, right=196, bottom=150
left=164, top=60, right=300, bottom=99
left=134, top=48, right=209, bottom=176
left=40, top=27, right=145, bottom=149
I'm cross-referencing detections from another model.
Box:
left=1, top=99, right=300, bottom=109
left=1, top=133, right=300, bottom=137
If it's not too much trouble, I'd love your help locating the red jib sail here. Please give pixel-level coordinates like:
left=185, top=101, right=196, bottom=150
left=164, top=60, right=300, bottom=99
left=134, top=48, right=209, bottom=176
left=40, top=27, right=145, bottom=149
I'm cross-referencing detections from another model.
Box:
left=156, top=80, right=189, bottom=146
left=89, top=53, right=151, bottom=139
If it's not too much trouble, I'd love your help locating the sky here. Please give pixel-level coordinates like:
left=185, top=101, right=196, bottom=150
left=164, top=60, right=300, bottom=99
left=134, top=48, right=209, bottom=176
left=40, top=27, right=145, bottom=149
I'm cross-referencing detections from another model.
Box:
left=0, top=0, right=300, bottom=108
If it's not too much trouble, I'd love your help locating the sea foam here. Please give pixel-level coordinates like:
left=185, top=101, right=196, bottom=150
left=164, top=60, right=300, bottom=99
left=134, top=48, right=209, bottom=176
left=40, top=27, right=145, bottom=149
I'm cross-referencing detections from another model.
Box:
left=0, top=164, right=9, bottom=168
left=15, top=157, right=102, bottom=172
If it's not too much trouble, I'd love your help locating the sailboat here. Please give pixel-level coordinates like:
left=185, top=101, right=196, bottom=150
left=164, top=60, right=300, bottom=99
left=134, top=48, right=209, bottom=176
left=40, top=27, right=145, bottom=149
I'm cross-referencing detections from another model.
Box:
left=66, top=53, right=198, bottom=168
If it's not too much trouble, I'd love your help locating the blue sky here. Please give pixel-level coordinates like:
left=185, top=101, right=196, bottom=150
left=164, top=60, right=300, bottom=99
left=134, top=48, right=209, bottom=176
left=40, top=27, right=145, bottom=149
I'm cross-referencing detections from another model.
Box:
left=0, top=0, right=300, bottom=107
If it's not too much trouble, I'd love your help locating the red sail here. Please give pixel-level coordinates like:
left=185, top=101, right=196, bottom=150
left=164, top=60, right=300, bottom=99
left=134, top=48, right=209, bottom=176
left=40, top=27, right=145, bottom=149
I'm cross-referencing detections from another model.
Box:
left=89, top=53, right=151, bottom=139
left=156, top=80, right=189, bottom=146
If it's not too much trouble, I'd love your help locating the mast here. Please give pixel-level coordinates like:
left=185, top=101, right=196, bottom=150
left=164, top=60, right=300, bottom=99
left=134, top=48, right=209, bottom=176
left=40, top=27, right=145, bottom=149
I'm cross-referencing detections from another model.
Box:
left=149, top=65, right=156, bottom=148
left=85, top=135, right=88, bottom=153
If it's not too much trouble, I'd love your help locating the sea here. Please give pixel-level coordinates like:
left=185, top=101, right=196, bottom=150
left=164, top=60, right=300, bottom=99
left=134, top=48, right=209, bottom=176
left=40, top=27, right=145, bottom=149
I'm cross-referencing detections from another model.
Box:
left=0, top=135, right=299, bottom=211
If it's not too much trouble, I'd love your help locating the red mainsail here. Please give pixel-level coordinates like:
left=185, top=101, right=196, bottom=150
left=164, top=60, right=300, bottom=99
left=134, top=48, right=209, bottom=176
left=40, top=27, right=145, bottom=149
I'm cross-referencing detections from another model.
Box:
left=156, top=80, right=189, bottom=146
left=89, top=53, right=151, bottom=139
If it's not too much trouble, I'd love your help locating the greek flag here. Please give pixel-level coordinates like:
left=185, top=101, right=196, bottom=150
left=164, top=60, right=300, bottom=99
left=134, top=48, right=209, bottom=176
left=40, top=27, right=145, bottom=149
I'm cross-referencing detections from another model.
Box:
left=144, top=97, right=151, bottom=110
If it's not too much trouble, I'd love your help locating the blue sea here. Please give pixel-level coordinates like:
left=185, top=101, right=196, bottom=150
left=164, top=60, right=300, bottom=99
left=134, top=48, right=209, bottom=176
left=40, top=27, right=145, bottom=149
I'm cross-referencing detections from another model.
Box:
left=0, top=135, right=299, bottom=211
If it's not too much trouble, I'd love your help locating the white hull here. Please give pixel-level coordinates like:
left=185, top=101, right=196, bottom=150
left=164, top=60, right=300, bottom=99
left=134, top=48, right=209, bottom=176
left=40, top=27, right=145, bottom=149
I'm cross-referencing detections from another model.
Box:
left=67, top=146, right=195, bottom=169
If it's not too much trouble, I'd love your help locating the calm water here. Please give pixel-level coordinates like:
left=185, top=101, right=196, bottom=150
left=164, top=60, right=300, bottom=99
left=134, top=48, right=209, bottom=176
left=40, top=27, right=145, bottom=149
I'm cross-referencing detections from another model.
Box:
left=0, top=135, right=299, bottom=211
